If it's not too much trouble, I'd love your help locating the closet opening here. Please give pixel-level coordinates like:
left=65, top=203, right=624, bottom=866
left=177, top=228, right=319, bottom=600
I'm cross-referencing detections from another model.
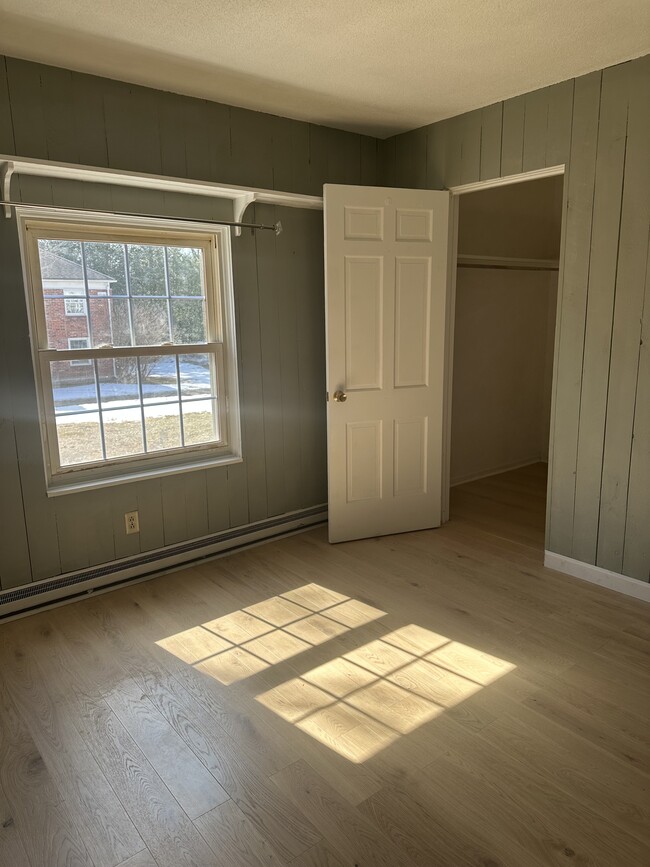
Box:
left=446, top=171, right=565, bottom=551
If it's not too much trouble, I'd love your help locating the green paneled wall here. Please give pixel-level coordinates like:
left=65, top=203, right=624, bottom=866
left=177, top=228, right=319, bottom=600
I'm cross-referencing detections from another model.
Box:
left=0, top=55, right=377, bottom=589
left=383, top=55, right=649, bottom=583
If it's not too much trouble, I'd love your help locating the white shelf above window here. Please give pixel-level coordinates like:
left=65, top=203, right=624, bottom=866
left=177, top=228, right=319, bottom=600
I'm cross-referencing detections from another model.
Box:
left=0, top=154, right=324, bottom=225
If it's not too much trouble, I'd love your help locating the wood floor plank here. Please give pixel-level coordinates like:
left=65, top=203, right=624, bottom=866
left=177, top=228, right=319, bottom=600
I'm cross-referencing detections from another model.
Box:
left=117, top=850, right=158, bottom=867
left=195, top=799, right=289, bottom=866
left=103, top=678, right=230, bottom=820
left=290, top=841, right=346, bottom=867
left=0, top=780, right=31, bottom=867
left=74, top=696, right=216, bottom=867
left=271, top=759, right=418, bottom=867
left=0, top=686, right=91, bottom=867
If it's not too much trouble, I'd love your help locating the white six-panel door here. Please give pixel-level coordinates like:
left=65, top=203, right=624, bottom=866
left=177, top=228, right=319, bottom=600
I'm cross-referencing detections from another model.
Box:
left=324, top=184, right=451, bottom=543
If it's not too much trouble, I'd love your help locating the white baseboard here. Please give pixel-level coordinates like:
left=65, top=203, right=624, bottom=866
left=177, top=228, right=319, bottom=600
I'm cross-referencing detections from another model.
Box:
left=544, top=551, right=650, bottom=603
left=451, top=457, right=545, bottom=487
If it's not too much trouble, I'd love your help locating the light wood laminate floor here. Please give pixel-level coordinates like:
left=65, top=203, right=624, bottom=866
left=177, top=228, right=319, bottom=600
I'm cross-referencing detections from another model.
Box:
left=1, top=465, right=649, bottom=866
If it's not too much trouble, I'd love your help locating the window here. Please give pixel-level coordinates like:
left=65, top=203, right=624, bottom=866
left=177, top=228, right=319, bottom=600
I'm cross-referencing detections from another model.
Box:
left=64, top=296, right=87, bottom=316
left=21, top=213, right=241, bottom=494
left=68, top=337, right=91, bottom=365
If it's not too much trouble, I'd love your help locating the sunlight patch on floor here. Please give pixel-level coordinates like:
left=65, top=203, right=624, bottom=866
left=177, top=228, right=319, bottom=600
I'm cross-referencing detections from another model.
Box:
left=155, top=582, right=515, bottom=760
left=155, top=582, right=386, bottom=685
left=256, top=624, right=515, bottom=762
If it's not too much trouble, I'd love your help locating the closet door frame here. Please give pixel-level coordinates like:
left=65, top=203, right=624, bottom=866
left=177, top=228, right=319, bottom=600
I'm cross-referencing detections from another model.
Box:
left=444, top=165, right=566, bottom=528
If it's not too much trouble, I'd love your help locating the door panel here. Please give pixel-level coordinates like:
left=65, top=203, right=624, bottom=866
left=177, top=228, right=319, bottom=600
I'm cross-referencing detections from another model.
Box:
left=325, top=184, right=451, bottom=543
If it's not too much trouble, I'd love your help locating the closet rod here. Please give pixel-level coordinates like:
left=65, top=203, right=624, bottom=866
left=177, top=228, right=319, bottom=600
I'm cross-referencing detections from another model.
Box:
left=0, top=199, right=283, bottom=234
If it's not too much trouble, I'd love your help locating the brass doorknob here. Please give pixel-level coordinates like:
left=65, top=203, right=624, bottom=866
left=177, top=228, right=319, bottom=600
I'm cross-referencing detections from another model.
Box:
left=333, top=390, right=347, bottom=402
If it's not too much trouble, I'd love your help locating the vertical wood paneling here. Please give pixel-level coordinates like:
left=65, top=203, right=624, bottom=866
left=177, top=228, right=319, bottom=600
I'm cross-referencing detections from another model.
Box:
left=426, top=120, right=448, bottom=190
left=522, top=87, right=548, bottom=172
left=231, top=219, right=263, bottom=525
left=500, top=94, right=525, bottom=176
left=0, top=207, right=61, bottom=582
left=545, top=80, right=574, bottom=167
left=276, top=208, right=304, bottom=513
left=546, top=71, right=601, bottom=556
left=444, top=115, right=463, bottom=187
left=256, top=204, right=286, bottom=517
left=0, top=57, right=15, bottom=153
left=376, top=136, right=396, bottom=188
left=207, top=101, right=232, bottom=184
left=572, top=63, right=629, bottom=564
left=56, top=490, right=114, bottom=573
left=41, top=65, right=78, bottom=164
left=158, top=91, right=189, bottom=179
left=308, top=125, right=329, bottom=195
left=622, top=243, right=650, bottom=581
left=360, top=136, right=378, bottom=186
left=71, top=70, right=110, bottom=168
left=327, top=128, right=362, bottom=186
left=395, top=128, right=427, bottom=189
left=480, top=103, right=503, bottom=181
left=459, top=109, right=482, bottom=185
left=0, top=220, right=31, bottom=589
left=103, top=80, right=162, bottom=175
left=230, top=108, right=274, bottom=189
left=136, top=478, right=164, bottom=552
left=296, top=210, right=327, bottom=508
left=597, top=57, right=650, bottom=572
left=5, top=58, right=48, bottom=159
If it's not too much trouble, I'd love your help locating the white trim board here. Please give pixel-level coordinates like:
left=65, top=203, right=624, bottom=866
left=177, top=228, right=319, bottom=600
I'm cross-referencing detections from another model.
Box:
left=544, top=552, right=650, bottom=603
left=448, top=165, right=565, bottom=195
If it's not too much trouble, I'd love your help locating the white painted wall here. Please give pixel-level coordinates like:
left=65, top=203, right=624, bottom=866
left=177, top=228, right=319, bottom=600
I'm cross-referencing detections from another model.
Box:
left=451, top=268, right=558, bottom=485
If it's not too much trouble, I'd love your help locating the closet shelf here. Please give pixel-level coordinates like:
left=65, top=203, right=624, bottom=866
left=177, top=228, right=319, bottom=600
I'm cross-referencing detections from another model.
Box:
left=457, top=254, right=559, bottom=271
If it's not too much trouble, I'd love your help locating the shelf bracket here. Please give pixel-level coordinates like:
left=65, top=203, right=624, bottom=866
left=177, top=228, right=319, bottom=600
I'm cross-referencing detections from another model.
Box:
left=1, top=161, right=15, bottom=218
left=232, top=193, right=256, bottom=236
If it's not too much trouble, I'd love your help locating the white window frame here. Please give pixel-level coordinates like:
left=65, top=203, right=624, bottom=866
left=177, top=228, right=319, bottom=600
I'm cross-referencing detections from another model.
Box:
left=67, top=337, right=92, bottom=365
left=18, top=209, right=242, bottom=496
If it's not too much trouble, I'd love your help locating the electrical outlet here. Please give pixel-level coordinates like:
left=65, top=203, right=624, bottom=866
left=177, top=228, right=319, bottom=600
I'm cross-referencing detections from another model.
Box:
left=125, top=510, right=140, bottom=535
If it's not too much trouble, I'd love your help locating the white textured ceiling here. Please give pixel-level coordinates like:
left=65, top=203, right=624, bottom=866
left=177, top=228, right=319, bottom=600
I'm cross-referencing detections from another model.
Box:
left=0, top=1, right=648, bottom=137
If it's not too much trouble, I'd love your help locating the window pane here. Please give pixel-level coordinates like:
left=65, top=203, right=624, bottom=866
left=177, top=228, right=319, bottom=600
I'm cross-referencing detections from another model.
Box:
left=139, top=355, right=178, bottom=404
left=82, top=241, right=127, bottom=297
left=171, top=299, right=206, bottom=343
left=51, top=360, right=98, bottom=412
left=144, top=403, right=182, bottom=451
left=178, top=353, right=214, bottom=399
left=43, top=295, right=89, bottom=349
left=98, top=357, right=139, bottom=409
left=132, top=298, right=171, bottom=345
left=97, top=298, right=133, bottom=347
left=103, top=409, right=145, bottom=459
left=182, top=399, right=218, bottom=445
left=56, top=412, right=103, bottom=466
left=167, top=246, right=204, bottom=296
left=128, top=244, right=166, bottom=296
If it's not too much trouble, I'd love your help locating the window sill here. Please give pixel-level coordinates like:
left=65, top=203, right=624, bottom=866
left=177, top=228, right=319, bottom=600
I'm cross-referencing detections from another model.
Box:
left=46, top=451, right=243, bottom=497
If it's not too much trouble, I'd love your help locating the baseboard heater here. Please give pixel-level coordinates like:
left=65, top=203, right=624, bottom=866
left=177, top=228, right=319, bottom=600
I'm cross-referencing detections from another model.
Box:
left=0, top=505, right=327, bottom=621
